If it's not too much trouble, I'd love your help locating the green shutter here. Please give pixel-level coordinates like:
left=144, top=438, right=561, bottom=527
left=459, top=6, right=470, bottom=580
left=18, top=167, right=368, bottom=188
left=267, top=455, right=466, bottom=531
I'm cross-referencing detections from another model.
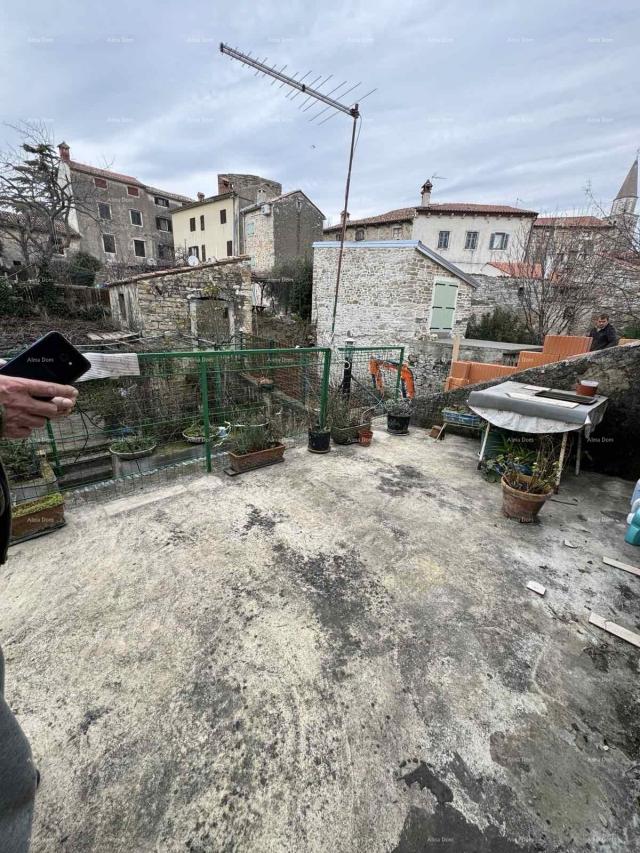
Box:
left=430, top=280, right=458, bottom=330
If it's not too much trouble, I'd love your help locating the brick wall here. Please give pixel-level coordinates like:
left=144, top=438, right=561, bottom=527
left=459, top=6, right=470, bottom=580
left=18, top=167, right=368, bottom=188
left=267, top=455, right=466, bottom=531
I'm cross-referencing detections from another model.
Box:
left=312, top=244, right=475, bottom=347
left=413, top=342, right=640, bottom=479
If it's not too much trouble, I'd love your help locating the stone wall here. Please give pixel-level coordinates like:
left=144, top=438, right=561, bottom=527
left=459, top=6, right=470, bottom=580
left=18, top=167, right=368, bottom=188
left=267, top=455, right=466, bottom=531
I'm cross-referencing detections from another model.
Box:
left=313, top=244, right=474, bottom=347
left=108, top=258, right=252, bottom=337
left=243, top=207, right=274, bottom=273
left=412, top=342, right=640, bottom=480
left=273, top=193, right=323, bottom=268
left=322, top=221, right=412, bottom=241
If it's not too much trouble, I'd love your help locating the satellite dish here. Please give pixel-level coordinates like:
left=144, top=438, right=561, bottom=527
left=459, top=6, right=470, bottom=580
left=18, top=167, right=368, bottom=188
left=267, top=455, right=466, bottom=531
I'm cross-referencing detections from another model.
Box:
left=187, top=255, right=199, bottom=267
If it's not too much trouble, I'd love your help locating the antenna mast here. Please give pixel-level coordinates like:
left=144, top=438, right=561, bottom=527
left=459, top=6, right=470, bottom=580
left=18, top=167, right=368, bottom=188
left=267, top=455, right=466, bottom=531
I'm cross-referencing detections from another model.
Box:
left=220, top=42, right=374, bottom=339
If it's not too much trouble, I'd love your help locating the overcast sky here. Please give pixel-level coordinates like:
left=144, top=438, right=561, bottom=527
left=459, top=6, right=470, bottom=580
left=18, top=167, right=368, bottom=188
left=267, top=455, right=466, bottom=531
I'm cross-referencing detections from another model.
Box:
left=1, top=0, right=637, bottom=223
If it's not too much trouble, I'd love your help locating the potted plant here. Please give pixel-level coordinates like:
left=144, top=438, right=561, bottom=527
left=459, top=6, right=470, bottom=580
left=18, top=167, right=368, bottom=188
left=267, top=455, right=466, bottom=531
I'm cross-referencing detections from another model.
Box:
left=386, top=399, right=412, bottom=435
left=109, top=435, right=157, bottom=460
left=499, top=440, right=559, bottom=522
left=328, top=389, right=372, bottom=446
left=182, top=421, right=231, bottom=445
left=11, top=492, right=65, bottom=542
left=229, top=416, right=285, bottom=474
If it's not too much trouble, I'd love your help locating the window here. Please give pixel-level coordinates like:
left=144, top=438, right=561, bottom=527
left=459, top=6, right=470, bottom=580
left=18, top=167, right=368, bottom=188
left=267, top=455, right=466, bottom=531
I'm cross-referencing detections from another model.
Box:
left=246, top=221, right=255, bottom=237
left=201, top=244, right=206, bottom=261
left=437, top=230, right=450, bottom=249
left=156, top=217, right=172, bottom=232
left=226, top=240, right=233, bottom=257
left=464, top=231, right=478, bottom=250
left=157, top=243, right=173, bottom=261
left=133, top=239, right=146, bottom=258
left=220, top=208, right=227, bottom=224
left=489, top=232, right=509, bottom=250
left=118, top=292, right=127, bottom=320
left=188, top=246, right=199, bottom=259
left=355, top=228, right=365, bottom=241
left=392, top=226, right=402, bottom=240
left=190, top=217, right=196, bottom=232
left=129, top=209, right=143, bottom=226
left=53, top=242, right=65, bottom=255
left=94, top=177, right=108, bottom=189
left=98, top=202, right=111, bottom=220
left=155, top=196, right=169, bottom=207
left=103, top=234, right=116, bottom=254
left=200, top=214, right=205, bottom=231
left=127, top=185, right=140, bottom=197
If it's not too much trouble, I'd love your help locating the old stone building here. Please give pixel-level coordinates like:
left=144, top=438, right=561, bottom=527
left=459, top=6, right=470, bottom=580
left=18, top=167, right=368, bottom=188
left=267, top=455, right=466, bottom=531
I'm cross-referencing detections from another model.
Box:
left=242, top=191, right=324, bottom=274
left=171, top=174, right=282, bottom=264
left=106, top=257, right=253, bottom=341
left=323, top=181, right=538, bottom=274
left=312, top=240, right=477, bottom=347
left=0, top=211, right=81, bottom=279
left=57, top=142, right=192, bottom=271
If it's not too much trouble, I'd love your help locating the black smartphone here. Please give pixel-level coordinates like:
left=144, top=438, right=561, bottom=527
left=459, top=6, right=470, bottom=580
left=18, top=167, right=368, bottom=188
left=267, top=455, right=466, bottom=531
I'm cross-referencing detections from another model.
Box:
left=0, top=331, right=91, bottom=387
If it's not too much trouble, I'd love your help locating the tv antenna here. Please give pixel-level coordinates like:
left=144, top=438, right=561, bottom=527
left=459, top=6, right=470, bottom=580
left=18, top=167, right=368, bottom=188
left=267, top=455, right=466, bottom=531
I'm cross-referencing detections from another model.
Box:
left=220, top=42, right=376, bottom=338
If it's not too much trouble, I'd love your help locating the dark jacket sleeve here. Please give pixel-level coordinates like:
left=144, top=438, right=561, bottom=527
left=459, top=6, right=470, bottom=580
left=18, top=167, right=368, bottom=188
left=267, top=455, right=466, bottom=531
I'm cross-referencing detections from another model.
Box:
left=0, top=405, right=11, bottom=566
left=604, top=325, right=618, bottom=348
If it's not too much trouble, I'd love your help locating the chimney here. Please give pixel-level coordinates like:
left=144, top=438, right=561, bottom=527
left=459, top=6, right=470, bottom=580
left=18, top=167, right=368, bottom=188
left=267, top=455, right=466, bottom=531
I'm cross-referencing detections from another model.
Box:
left=58, top=141, right=70, bottom=163
left=420, top=179, right=433, bottom=206
left=197, top=192, right=205, bottom=202
left=340, top=210, right=350, bottom=224
left=256, top=187, right=267, bottom=204
left=218, top=175, right=232, bottom=194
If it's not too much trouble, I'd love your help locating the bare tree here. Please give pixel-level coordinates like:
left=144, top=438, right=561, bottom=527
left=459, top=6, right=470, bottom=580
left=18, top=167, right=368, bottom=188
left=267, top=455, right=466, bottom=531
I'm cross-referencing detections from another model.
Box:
left=0, top=122, right=98, bottom=278
left=508, top=212, right=612, bottom=341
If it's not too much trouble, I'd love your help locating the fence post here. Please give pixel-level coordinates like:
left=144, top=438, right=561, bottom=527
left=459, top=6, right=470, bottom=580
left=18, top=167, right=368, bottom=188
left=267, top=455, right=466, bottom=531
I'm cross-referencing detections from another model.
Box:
left=46, top=420, right=62, bottom=477
left=395, top=347, right=405, bottom=400
left=319, top=349, right=332, bottom=430
left=341, top=336, right=354, bottom=398
left=198, top=358, right=212, bottom=473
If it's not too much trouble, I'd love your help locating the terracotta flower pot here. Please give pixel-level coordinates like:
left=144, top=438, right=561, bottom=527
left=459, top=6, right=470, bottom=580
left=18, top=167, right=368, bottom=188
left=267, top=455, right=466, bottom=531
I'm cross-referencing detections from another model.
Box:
left=11, top=498, right=65, bottom=541
left=575, top=380, right=598, bottom=397
left=501, top=476, right=552, bottom=523
left=229, top=443, right=285, bottom=473
left=358, top=428, right=373, bottom=447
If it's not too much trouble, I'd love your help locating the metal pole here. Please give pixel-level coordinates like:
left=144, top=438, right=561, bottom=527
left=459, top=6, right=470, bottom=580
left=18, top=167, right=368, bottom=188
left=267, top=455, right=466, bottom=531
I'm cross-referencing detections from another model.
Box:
left=341, top=336, right=354, bottom=399
left=319, top=349, right=332, bottom=430
left=198, top=358, right=212, bottom=473
left=395, top=347, right=405, bottom=401
left=330, top=112, right=359, bottom=337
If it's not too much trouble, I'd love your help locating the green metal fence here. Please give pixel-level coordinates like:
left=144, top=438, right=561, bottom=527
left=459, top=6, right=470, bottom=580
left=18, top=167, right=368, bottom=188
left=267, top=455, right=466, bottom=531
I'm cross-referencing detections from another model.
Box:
left=333, top=346, right=408, bottom=414
left=4, top=346, right=331, bottom=505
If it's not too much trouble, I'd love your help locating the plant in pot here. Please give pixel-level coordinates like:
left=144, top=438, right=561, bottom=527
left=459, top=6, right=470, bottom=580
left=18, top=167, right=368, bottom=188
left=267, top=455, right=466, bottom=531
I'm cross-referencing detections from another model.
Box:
left=182, top=420, right=231, bottom=445
left=385, top=398, right=412, bottom=435
left=306, top=407, right=331, bottom=454
left=228, top=414, right=285, bottom=474
left=328, top=388, right=372, bottom=446
left=109, top=435, right=157, bottom=460
left=499, top=439, right=559, bottom=523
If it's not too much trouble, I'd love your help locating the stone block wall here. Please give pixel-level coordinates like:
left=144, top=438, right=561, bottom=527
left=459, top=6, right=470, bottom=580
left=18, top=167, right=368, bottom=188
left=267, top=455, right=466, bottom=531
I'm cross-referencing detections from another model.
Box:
left=406, top=340, right=524, bottom=396
left=313, top=244, right=474, bottom=347
left=108, top=258, right=252, bottom=337
left=244, top=208, right=274, bottom=274
left=412, top=343, right=640, bottom=480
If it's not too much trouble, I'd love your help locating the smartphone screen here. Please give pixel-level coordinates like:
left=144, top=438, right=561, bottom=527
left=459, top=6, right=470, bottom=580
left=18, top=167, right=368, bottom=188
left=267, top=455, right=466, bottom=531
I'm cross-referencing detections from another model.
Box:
left=0, top=331, right=91, bottom=386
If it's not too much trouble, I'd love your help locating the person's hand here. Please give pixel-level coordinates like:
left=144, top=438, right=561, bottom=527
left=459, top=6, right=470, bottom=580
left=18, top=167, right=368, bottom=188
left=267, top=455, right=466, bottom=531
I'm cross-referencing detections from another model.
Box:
left=0, top=375, right=78, bottom=439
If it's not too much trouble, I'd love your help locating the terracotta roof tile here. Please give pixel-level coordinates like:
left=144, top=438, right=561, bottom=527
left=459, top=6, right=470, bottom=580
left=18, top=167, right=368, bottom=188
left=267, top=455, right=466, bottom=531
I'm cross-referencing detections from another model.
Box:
left=69, top=160, right=142, bottom=185
left=533, top=215, right=612, bottom=228
left=324, top=202, right=538, bottom=232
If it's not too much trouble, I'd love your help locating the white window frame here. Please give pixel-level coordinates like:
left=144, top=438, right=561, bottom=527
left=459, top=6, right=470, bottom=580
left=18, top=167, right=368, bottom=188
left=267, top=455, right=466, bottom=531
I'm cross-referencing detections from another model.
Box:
left=129, top=209, right=143, bottom=227
left=490, top=232, right=509, bottom=250
left=464, top=230, right=478, bottom=250
left=98, top=202, right=112, bottom=221
left=133, top=239, right=146, bottom=258
left=437, top=230, right=450, bottom=250
left=102, top=234, right=116, bottom=254
left=154, top=196, right=169, bottom=207
left=156, top=217, right=171, bottom=232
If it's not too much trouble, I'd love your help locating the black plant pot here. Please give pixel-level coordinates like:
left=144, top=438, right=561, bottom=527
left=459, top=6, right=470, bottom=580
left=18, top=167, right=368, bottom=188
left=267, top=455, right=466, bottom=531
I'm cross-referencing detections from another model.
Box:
left=308, top=428, right=331, bottom=454
left=387, top=413, right=411, bottom=435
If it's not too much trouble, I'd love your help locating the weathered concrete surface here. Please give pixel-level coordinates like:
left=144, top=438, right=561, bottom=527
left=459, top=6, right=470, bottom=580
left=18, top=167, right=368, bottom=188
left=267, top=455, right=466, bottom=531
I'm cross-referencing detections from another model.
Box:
left=1, top=429, right=639, bottom=852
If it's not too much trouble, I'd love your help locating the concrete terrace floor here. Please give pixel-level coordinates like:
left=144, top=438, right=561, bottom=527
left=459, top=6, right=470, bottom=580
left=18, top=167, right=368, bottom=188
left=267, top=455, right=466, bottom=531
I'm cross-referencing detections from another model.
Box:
left=1, top=428, right=639, bottom=853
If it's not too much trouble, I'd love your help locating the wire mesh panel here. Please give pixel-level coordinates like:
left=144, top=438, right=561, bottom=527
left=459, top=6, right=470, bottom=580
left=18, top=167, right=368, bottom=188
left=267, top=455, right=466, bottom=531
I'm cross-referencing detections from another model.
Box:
left=333, top=346, right=409, bottom=414
left=2, top=347, right=331, bottom=507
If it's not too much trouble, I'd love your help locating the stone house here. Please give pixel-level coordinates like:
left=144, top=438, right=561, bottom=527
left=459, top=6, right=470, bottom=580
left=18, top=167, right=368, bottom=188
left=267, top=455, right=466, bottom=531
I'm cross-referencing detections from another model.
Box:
left=57, top=142, right=192, bottom=270
left=0, top=211, right=81, bottom=279
left=241, top=190, right=324, bottom=275
left=323, top=180, right=538, bottom=274
left=106, top=257, right=253, bottom=341
left=312, top=239, right=477, bottom=347
left=171, top=174, right=282, bottom=264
